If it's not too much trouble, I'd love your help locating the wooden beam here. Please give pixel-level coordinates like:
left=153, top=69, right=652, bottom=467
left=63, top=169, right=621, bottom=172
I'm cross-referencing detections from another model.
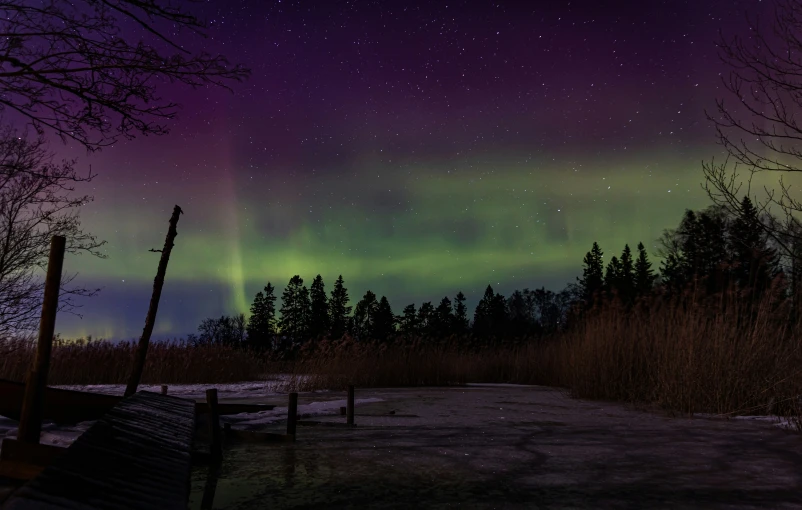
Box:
left=347, top=385, right=355, bottom=426
left=287, top=392, right=298, bottom=438
left=0, top=460, right=44, bottom=481
left=0, top=439, right=66, bottom=467
left=17, top=236, right=66, bottom=444
left=206, top=388, right=222, bottom=463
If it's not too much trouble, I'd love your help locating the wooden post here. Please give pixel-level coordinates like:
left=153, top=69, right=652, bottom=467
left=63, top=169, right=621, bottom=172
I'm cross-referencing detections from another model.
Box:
left=124, top=205, right=183, bottom=397
left=287, top=392, right=298, bottom=438
left=18, top=236, right=66, bottom=444
left=347, top=385, right=355, bottom=426
left=161, top=385, right=168, bottom=395
left=200, top=464, right=220, bottom=510
left=206, top=389, right=222, bottom=463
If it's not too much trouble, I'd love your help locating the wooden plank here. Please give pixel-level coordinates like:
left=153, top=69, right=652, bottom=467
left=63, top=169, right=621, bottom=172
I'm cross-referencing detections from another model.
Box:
left=0, top=439, right=66, bottom=467
left=3, top=391, right=196, bottom=510
left=0, top=460, right=44, bottom=481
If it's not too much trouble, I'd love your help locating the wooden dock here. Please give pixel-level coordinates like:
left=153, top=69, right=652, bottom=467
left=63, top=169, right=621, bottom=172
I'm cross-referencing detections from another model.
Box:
left=2, top=391, right=196, bottom=510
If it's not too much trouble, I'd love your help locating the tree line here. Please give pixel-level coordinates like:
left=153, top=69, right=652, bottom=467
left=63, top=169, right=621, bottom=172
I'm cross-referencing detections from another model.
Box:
left=191, top=194, right=790, bottom=354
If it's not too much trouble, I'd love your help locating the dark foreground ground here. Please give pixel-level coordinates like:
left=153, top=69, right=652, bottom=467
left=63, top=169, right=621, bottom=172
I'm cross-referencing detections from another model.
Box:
left=188, top=384, right=802, bottom=509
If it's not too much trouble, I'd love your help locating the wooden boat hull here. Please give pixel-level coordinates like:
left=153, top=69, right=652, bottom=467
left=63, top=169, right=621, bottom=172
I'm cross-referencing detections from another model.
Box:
left=0, top=379, right=275, bottom=424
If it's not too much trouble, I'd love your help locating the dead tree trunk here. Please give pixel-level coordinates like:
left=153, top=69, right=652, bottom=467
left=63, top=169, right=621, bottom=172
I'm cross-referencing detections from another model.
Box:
left=124, top=205, right=183, bottom=397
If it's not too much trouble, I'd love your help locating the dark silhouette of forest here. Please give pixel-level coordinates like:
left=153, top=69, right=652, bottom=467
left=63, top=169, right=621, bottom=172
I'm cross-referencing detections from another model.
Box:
left=190, top=196, right=786, bottom=358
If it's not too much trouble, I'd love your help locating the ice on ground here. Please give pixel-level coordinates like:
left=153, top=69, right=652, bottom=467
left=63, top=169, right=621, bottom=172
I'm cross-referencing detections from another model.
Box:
left=189, top=384, right=802, bottom=509
left=55, top=375, right=316, bottom=400
left=0, top=384, right=381, bottom=451
left=221, top=398, right=384, bottom=428
left=0, top=417, right=93, bottom=450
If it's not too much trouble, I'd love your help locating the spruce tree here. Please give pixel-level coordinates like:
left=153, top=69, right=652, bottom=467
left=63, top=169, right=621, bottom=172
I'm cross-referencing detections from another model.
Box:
left=618, top=244, right=635, bottom=301
left=453, top=291, right=469, bottom=334
left=728, top=195, right=776, bottom=289
left=309, top=274, right=330, bottom=338
left=634, top=243, right=656, bottom=295
left=246, top=291, right=269, bottom=351
left=373, top=296, right=396, bottom=340
left=472, top=285, right=495, bottom=337
left=577, top=242, right=604, bottom=303
left=506, top=289, right=531, bottom=337
left=399, top=303, right=418, bottom=333
left=604, top=255, right=622, bottom=295
left=278, top=275, right=307, bottom=343
left=328, top=275, right=352, bottom=339
left=417, top=301, right=435, bottom=335
left=352, top=290, right=379, bottom=339
left=432, top=296, right=454, bottom=337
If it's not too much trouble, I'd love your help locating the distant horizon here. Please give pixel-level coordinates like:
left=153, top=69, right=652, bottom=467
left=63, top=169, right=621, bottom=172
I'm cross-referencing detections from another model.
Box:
left=38, top=0, right=771, bottom=339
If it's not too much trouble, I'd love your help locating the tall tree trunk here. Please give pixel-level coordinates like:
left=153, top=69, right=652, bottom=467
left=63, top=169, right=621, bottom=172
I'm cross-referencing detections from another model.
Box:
left=124, top=205, right=183, bottom=397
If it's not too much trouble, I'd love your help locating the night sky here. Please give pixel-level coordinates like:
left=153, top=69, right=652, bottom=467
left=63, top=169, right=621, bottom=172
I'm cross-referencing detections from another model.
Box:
left=51, top=0, right=770, bottom=340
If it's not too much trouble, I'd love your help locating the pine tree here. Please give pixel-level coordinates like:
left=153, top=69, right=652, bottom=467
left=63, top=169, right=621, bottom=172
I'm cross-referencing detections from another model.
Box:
left=604, top=255, right=622, bottom=295
left=246, top=291, right=269, bottom=350
left=577, top=242, right=604, bottom=303
left=328, top=275, right=352, bottom=339
left=279, top=275, right=308, bottom=343
left=417, top=301, right=435, bottom=335
left=373, top=296, right=396, bottom=340
left=433, top=296, right=454, bottom=337
left=399, top=303, right=418, bottom=333
left=506, top=289, right=531, bottom=337
left=309, top=274, right=330, bottom=338
left=352, top=290, right=379, bottom=339
left=634, top=243, right=656, bottom=295
left=618, top=244, right=635, bottom=301
left=728, top=195, right=776, bottom=290
left=453, top=291, right=469, bottom=334
left=489, top=290, right=508, bottom=337
left=472, top=285, right=495, bottom=337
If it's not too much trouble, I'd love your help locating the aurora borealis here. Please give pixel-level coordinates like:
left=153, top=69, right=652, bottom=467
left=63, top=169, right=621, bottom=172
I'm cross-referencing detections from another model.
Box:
left=47, top=0, right=775, bottom=340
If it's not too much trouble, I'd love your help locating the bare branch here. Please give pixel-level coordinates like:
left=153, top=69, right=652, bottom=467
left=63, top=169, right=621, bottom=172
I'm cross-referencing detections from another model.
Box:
left=0, top=0, right=250, bottom=151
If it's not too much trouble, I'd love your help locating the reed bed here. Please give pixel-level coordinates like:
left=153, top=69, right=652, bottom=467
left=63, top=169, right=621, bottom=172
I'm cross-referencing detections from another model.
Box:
left=1, top=283, right=800, bottom=428
left=0, top=338, right=268, bottom=385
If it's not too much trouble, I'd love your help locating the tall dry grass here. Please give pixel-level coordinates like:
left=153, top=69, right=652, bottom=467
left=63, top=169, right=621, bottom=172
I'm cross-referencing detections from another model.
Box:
left=0, top=338, right=268, bottom=384
left=290, top=283, right=802, bottom=421
left=2, top=282, right=800, bottom=425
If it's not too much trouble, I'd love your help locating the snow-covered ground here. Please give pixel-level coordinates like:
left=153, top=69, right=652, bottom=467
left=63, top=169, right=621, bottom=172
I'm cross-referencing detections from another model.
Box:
left=0, top=379, right=379, bottom=447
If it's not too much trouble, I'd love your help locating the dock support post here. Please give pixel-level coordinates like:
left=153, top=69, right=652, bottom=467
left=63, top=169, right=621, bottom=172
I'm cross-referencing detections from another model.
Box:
left=206, top=388, right=222, bottom=463
left=347, top=385, right=355, bottom=426
left=18, top=236, right=66, bottom=445
left=287, top=392, right=298, bottom=439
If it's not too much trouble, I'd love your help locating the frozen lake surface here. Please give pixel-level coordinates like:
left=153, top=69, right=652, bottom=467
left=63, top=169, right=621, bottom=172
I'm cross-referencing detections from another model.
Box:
left=188, top=384, right=802, bottom=509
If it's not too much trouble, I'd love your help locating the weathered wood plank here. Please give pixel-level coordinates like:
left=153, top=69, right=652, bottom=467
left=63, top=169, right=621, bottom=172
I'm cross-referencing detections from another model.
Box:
left=3, top=391, right=195, bottom=510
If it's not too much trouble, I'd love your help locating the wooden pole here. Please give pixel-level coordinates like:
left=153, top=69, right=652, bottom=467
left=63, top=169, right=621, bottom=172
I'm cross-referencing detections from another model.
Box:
left=206, top=388, right=222, bottom=463
left=18, top=236, right=66, bottom=444
left=161, top=385, right=168, bottom=395
left=287, top=392, right=298, bottom=438
left=200, top=464, right=221, bottom=510
left=124, top=205, right=183, bottom=397
left=347, top=385, right=355, bottom=426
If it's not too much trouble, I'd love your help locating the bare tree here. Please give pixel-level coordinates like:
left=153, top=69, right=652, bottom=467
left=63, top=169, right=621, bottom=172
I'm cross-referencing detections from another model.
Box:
left=0, top=128, right=104, bottom=336
left=703, top=0, right=802, bottom=260
left=0, top=0, right=249, bottom=151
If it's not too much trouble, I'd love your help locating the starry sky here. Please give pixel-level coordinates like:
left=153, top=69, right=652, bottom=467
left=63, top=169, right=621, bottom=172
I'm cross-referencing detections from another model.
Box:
left=47, top=0, right=776, bottom=340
